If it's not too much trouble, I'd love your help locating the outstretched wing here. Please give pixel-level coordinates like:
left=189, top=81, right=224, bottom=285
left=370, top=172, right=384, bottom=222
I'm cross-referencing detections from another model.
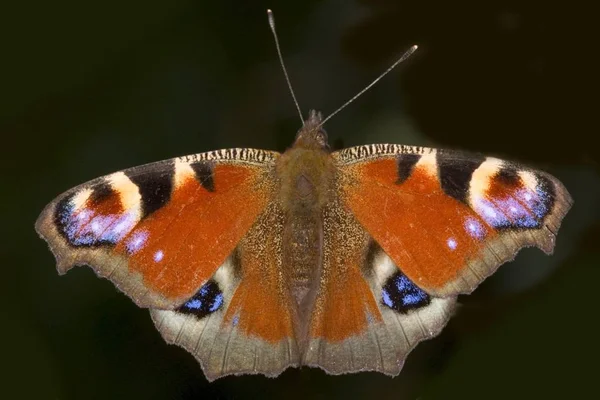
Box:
left=304, top=196, right=456, bottom=376
left=151, top=201, right=300, bottom=381
left=333, top=144, right=573, bottom=297
left=36, top=148, right=278, bottom=308
left=302, top=144, right=571, bottom=377
left=36, top=148, right=301, bottom=379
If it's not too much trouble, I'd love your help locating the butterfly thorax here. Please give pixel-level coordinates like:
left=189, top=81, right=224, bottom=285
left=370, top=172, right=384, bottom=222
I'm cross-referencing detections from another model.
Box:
left=276, top=111, right=335, bottom=325
left=277, top=110, right=333, bottom=211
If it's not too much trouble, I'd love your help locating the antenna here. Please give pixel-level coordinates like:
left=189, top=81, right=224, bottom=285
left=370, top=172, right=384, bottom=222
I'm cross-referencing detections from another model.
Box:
left=318, top=44, right=419, bottom=128
left=267, top=9, right=304, bottom=124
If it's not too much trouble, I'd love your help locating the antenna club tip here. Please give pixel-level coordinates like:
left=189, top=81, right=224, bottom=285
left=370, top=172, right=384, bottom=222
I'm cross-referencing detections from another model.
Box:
left=267, top=9, right=275, bottom=26
left=412, top=44, right=419, bottom=50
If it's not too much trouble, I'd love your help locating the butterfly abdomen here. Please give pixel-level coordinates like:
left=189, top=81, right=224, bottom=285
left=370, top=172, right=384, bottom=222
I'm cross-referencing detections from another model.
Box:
left=282, top=212, right=323, bottom=313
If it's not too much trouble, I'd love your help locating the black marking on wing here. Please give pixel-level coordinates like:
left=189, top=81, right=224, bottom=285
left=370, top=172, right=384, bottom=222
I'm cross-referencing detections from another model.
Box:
left=230, top=248, right=243, bottom=280
left=54, top=193, right=76, bottom=244
left=478, top=167, right=558, bottom=231
left=534, top=172, right=557, bottom=220
left=437, top=152, right=486, bottom=203
left=177, top=280, right=224, bottom=319
left=495, top=166, right=520, bottom=186
left=396, top=154, right=421, bottom=184
left=125, top=163, right=175, bottom=217
left=190, top=161, right=215, bottom=192
left=361, top=240, right=382, bottom=276
left=381, top=271, right=431, bottom=314
left=89, top=181, right=114, bottom=204
left=52, top=191, right=115, bottom=248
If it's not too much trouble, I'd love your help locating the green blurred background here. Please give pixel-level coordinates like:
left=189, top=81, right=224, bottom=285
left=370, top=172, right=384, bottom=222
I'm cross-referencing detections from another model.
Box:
left=3, top=0, right=598, bottom=398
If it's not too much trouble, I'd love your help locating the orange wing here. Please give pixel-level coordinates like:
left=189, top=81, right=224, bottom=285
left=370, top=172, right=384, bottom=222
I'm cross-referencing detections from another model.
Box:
left=36, top=148, right=302, bottom=380
left=304, top=197, right=456, bottom=376
left=35, top=149, right=278, bottom=308
left=300, top=144, right=571, bottom=377
left=150, top=201, right=299, bottom=381
left=333, top=144, right=573, bottom=297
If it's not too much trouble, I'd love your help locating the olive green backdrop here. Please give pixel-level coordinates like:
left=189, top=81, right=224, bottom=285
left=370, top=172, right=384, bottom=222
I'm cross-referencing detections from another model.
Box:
left=3, top=0, right=598, bottom=399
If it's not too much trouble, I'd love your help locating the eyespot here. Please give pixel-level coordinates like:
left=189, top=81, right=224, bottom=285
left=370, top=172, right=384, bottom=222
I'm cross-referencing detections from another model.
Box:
left=177, top=280, right=224, bottom=318
left=381, top=271, right=430, bottom=313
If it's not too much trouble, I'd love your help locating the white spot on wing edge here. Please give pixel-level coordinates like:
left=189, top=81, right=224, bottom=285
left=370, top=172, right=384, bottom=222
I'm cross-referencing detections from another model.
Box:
left=519, top=170, right=538, bottom=192
left=174, top=158, right=196, bottom=189
left=71, top=187, right=93, bottom=210
left=414, top=150, right=438, bottom=177
left=468, top=157, right=504, bottom=205
left=107, top=171, right=142, bottom=222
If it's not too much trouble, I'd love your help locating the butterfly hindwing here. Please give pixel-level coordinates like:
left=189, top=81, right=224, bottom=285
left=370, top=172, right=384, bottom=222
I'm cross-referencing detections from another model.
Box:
left=304, top=197, right=456, bottom=375
left=151, top=201, right=300, bottom=380
left=35, top=148, right=279, bottom=308
left=333, top=144, right=573, bottom=297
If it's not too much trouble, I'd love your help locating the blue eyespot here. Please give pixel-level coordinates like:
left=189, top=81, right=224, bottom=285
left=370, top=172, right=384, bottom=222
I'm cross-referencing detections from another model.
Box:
left=55, top=195, right=138, bottom=247
left=474, top=186, right=552, bottom=230
left=381, top=271, right=430, bottom=313
left=178, top=280, right=224, bottom=318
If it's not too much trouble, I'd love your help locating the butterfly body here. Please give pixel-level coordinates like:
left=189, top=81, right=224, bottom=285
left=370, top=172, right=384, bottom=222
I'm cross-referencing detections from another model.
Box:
left=277, top=111, right=332, bottom=316
left=36, top=109, right=572, bottom=380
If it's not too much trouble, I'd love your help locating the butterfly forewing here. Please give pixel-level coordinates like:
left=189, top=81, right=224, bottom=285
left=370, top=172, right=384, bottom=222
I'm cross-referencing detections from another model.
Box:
left=35, top=149, right=280, bottom=308
left=333, top=144, right=573, bottom=297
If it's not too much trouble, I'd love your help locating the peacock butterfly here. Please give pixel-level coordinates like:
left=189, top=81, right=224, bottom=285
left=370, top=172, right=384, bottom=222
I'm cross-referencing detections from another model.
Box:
left=35, top=11, right=572, bottom=382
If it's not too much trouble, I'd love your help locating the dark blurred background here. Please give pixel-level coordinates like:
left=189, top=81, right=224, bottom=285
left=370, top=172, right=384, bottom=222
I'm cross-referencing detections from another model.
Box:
left=3, top=0, right=598, bottom=399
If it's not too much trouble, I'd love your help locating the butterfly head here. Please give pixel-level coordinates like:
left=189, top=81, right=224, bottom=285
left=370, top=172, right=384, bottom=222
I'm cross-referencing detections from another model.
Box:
left=293, top=110, right=329, bottom=151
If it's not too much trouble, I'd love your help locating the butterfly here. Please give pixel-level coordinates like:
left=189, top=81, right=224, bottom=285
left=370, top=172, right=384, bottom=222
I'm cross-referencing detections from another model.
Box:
left=35, top=107, right=572, bottom=381
left=36, top=8, right=572, bottom=381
